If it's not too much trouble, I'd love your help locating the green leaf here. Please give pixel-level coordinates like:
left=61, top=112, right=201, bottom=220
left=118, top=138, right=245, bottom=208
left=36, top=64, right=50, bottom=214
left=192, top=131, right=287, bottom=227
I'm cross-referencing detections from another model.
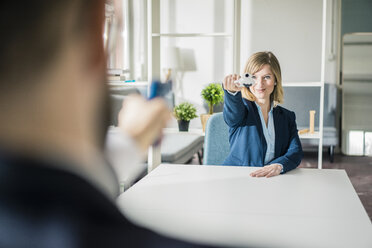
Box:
left=201, top=83, right=224, bottom=114
left=173, top=102, right=198, bottom=121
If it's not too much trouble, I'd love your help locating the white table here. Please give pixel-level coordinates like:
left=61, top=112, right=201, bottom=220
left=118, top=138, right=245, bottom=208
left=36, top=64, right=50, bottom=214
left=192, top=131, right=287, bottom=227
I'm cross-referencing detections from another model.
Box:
left=118, top=164, right=372, bottom=248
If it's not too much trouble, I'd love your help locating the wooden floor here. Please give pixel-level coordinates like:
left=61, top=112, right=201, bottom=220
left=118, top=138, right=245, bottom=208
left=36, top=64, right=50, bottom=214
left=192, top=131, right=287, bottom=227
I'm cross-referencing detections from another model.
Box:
left=299, top=151, right=372, bottom=221
left=189, top=151, right=372, bottom=221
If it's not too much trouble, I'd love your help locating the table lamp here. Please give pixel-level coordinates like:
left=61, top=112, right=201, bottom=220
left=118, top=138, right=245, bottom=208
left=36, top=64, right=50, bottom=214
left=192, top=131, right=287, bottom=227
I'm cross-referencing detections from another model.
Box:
left=163, top=46, right=181, bottom=81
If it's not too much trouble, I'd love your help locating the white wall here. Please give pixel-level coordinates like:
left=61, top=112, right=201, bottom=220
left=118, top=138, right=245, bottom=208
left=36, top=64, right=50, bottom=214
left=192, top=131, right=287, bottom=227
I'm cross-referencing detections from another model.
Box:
left=240, top=0, right=339, bottom=84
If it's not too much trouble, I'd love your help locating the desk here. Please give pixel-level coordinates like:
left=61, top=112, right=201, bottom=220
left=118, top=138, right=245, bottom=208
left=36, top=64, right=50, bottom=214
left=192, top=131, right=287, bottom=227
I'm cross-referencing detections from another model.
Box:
left=118, top=164, right=372, bottom=248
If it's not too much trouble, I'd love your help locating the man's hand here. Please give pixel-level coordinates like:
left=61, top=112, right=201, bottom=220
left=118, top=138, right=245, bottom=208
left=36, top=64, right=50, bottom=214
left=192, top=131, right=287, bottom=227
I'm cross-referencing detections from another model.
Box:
left=222, top=74, right=242, bottom=93
left=250, top=164, right=282, bottom=178
left=118, top=94, right=171, bottom=152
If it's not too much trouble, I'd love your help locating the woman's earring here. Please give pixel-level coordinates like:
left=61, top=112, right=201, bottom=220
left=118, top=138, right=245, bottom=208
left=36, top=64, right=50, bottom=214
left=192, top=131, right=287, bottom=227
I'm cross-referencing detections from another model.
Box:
left=274, top=82, right=277, bottom=86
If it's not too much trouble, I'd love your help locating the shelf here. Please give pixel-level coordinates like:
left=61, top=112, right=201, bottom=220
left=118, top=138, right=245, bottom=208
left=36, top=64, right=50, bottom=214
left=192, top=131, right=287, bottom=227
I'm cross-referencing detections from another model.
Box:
left=282, top=82, right=323, bottom=87
left=163, top=128, right=205, bottom=136
left=299, top=131, right=320, bottom=139
left=343, top=33, right=372, bottom=45
left=152, top=33, right=232, bottom=37
left=343, top=82, right=372, bottom=94
left=107, top=68, right=130, bottom=74
left=343, top=73, right=372, bottom=82
left=108, top=81, right=148, bottom=87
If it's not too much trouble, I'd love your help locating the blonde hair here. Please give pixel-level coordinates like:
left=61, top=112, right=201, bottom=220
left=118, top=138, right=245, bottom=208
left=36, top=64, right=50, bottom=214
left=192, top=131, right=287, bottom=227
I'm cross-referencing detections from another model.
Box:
left=241, top=51, right=284, bottom=106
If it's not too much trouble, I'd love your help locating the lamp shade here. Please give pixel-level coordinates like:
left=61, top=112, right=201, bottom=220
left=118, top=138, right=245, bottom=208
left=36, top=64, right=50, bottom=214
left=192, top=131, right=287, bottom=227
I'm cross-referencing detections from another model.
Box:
left=180, top=48, right=197, bottom=71
left=163, top=46, right=181, bottom=69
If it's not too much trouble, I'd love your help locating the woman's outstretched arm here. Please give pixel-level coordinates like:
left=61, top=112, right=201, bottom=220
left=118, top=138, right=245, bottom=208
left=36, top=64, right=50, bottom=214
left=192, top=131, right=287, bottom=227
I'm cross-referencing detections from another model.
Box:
left=222, top=74, right=247, bottom=128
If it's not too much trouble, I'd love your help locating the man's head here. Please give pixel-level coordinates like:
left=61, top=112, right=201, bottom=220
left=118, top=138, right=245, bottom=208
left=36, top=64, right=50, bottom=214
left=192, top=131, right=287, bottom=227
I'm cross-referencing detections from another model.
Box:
left=0, top=1, right=105, bottom=87
left=0, top=0, right=110, bottom=159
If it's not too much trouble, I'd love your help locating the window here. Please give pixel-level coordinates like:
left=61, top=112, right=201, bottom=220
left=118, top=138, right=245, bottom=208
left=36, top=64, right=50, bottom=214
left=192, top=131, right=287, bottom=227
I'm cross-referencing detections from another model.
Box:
left=348, top=130, right=372, bottom=156
left=105, top=1, right=131, bottom=77
left=365, top=132, right=372, bottom=156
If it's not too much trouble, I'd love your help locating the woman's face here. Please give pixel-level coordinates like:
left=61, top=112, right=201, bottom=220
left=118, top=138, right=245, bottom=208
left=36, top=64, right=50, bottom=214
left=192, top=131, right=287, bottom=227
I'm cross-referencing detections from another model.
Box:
left=249, top=64, right=275, bottom=102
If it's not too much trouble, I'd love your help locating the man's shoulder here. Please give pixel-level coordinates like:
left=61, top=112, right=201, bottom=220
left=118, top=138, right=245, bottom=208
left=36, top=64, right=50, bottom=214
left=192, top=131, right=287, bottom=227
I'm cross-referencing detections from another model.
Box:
left=0, top=154, right=129, bottom=246
left=0, top=153, right=125, bottom=221
left=0, top=153, right=211, bottom=248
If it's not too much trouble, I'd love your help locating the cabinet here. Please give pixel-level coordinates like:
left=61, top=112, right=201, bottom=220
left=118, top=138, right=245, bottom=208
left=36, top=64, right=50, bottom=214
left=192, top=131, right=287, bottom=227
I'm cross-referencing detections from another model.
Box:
left=341, top=33, right=372, bottom=155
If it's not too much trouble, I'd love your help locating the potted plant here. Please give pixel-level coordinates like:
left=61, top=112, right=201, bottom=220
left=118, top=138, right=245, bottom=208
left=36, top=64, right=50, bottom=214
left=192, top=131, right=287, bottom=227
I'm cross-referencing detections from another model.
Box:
left=173, top=102, right=198, bottom=132
left=200, top=83, right=224, bottom=131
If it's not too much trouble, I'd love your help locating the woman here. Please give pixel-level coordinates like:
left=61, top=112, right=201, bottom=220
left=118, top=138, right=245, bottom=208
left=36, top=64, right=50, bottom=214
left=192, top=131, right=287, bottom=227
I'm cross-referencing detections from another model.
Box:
left=222, top=51, right=303, bottom=177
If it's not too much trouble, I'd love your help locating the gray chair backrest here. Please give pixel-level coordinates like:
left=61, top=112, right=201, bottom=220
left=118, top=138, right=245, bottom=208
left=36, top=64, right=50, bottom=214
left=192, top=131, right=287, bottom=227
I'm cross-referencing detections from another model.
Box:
left=203, top=112, right=230, bottom=165
left=109, top=94, right=126, bottom=126
left=109, top=87, right=141, bottom=126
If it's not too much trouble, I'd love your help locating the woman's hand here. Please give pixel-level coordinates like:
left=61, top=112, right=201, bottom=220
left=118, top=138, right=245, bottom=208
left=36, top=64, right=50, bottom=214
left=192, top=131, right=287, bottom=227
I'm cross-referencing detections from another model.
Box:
left=222, top=74, right=242, bottom=93
left=250, top=164, right=283, bottom=178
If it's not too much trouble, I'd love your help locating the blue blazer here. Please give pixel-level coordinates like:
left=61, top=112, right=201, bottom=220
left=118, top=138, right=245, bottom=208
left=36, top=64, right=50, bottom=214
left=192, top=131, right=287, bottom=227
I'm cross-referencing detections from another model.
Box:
left=222, top=90, right=303, bottom=173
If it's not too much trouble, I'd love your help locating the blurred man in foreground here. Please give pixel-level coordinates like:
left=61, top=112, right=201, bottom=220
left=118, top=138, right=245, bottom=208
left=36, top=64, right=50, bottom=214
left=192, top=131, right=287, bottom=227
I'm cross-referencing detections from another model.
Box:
left=0, top=1, right=213, bottom=247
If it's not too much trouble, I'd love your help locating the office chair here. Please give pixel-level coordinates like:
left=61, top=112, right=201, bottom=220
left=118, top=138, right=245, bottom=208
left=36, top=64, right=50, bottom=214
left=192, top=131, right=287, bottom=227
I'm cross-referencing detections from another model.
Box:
left=203, top=112, right=230, bottom=165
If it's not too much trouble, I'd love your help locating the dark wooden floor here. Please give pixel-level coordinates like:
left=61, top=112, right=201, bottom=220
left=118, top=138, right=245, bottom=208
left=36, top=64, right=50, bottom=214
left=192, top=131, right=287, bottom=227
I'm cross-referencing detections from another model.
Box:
left=299, top=151, right=372, bottom=221
left=190, top=151, right=372, bottom=221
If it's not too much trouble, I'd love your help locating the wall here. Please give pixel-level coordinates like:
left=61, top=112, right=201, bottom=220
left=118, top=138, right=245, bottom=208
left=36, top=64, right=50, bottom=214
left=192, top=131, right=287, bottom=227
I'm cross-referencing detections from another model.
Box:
left=240, top=0, right=340, bottom=84
left=241, top=0, right=322, bottom=82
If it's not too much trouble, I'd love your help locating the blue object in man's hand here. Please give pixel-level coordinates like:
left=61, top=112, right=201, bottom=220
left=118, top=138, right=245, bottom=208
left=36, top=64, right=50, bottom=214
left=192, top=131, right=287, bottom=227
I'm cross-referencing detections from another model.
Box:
left=148, top=80, right=172, bottom=146
left=148, top=80, right=172, bottom=100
